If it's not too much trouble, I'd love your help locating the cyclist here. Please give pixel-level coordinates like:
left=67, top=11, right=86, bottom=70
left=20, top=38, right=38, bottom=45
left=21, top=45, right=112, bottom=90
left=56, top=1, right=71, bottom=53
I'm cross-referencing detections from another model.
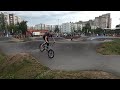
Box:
left=41, top=31, right=55, bottom=49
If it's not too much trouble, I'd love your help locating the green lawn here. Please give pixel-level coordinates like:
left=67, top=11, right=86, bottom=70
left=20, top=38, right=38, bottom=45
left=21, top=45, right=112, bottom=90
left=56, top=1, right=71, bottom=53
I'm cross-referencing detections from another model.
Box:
left=97, top=39, right=120, bottom=55
left=0, top=52, right=119, bottom=79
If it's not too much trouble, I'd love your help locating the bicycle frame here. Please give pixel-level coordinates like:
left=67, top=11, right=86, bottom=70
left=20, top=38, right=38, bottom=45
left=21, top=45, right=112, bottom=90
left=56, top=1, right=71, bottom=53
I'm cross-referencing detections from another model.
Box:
left=40, top=42, right=55, bottom=58
left=43, top=42, right=54, bottom=51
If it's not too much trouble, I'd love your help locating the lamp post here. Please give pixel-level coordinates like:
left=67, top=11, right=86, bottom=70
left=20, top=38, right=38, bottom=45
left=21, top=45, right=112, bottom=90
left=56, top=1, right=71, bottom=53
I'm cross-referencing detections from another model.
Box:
left=58, top=19, right=59, bottom=30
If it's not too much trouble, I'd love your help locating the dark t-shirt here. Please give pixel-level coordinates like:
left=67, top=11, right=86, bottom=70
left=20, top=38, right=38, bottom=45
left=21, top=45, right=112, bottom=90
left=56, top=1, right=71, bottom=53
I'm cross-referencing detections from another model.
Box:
left=43, top=33, right=52, bottom=41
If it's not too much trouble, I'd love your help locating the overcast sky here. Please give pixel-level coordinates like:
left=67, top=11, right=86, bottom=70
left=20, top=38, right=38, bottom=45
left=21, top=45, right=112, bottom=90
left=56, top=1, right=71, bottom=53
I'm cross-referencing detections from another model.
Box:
left=1, top=11, right=120, bottom=28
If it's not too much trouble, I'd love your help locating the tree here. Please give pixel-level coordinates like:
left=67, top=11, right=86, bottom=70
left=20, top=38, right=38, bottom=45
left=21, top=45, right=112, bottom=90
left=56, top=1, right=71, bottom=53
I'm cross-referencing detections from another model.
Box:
left=54, top=25, right=59, bottom=33
left=77, top=27, right=81, bottom=33
left=7, top=24, right=15, bottom=34
left=18, top=21, right=27, bottom=37
left=82, top=23, right=91, bottom=36
left=7, top=23, right=20, bottom=35
left=90, top=29, right=95, bottom=36
left=116, top=24, right=120, bottom=28
left=94, top=28, right=104, bottom=36
left=0, top=13, right=6, bottom=32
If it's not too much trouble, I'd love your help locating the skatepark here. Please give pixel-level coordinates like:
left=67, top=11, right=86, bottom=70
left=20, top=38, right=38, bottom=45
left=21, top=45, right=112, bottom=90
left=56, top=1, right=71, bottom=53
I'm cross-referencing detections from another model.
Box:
left=0, top=36, right=120, bottom=76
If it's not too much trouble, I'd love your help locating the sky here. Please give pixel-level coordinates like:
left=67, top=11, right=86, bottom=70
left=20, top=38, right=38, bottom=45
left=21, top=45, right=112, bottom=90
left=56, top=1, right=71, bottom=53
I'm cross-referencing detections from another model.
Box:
left=1, top=11, right=120, bottom=29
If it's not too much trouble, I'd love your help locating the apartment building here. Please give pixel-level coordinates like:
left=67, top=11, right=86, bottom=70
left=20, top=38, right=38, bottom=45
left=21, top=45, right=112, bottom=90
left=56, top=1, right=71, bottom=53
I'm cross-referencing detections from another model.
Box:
left=94, top=13, right=111, bottom=29
left=9, top=14, right=14, bottom=25
left=34, top=24, right=46, bottom=30
left=61, top=22, right=72, bottom=33
left=61, top=22, right=84, bottom=33
left=34, top=23, right=62, bottom=32
left=0, top=12, right=23, bottom=26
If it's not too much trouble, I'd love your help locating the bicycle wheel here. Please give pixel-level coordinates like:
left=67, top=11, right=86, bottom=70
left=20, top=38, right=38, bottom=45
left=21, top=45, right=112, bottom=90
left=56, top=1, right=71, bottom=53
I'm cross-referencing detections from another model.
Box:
left=39, top=44, right=45, bottom=52
left=48, top=49, right=54, bottom=58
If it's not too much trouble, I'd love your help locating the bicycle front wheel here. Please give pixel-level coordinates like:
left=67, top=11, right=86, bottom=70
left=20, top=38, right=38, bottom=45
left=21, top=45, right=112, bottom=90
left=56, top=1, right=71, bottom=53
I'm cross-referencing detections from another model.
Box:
left=48, top=49, right=54, bottom=58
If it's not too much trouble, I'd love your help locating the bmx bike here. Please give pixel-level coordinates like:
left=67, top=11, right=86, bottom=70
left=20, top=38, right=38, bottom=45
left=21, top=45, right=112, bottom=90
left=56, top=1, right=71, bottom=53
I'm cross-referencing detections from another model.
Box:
left=39, top=42, right=55, bottom=59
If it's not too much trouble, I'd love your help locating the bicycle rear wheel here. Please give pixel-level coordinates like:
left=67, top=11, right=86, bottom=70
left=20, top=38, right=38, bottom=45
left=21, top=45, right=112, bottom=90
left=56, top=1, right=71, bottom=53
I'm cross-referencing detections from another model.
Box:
left=48, top=49, right=54, bottom=58
left=39, top=44, right=45, bottom=52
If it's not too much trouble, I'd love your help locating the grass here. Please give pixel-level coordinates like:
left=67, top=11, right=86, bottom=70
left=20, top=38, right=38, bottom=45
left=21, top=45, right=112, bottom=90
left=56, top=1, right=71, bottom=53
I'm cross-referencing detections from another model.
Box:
left=0, top=52, right=119, bottom=79
left=97, top=39, right=120, bottom=55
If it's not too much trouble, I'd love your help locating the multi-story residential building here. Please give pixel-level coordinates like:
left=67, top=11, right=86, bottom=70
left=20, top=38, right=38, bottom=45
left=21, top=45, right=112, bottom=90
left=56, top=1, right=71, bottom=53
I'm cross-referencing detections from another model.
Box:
left=14, top=16, right=18, bottom=24
left=94, top=13, right=111, bottom=29
left=34, top=24, right=46, bottom=30
left=61, top=22, right=84, bottom=33
left=33, top=13, right=112, bottom=33
left=9, top=14, right=14, bottom=25
left=73, top=23, right=83, bottom=31
left=45, top=25, right=51, bottom=31
left=61, top=22, right=76, bottom=33
left=14, top=16, right=22, bottom=24
left=34, top=24, right=57, bottom=31
left=0, top=12, right=23, bottom=26
left=58, top=25, right=62, bottom=32
left=3, top=12, right=9, bottom=25
left=88, top=20, right=94, bottom=26
left=51, top=25, right=56, bottom=31
left=62, top=22, right=71, bottom=33
left=77, top=13, right=111, bottom=30
left=27, top=26, right=34, bottom=29
left=17, top=17, right=23, bottom=23
left=94, top=17, right=100, bottom=28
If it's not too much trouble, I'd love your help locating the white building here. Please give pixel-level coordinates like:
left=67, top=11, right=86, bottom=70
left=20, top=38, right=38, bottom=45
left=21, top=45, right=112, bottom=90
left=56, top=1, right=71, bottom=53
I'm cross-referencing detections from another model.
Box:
left=62, top=22, right=73, bottom=33
left=17, top=16, right=23, bottom=23
left=45, top=25, right=52, bottom=31
left=73, top=23, right=83, bottom=31
left=3, top=12, right=9, bottom=25
left=51, top=25, right=56, bottom=31
left=14, top=16, right=18, bottom=24
left=61, top=22, right=83, bottom=33
left=34, top=24, right=45, bottom=30
left=34, top=24, right=53, bottom=30
left=2, top=12, right=23, bottom=25
left=58, top=25, right=62, bottom=32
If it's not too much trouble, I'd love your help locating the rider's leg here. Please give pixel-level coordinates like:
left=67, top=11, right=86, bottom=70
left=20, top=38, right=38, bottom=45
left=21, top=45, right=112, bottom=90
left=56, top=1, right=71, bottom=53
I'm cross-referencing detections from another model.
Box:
left=41, top=41, right=46, bottom=48
left=46, top=42, right=49, bottom=49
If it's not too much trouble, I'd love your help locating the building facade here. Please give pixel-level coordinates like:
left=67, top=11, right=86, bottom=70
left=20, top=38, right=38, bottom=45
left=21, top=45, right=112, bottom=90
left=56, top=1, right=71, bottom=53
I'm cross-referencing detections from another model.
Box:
left=94, top=13, right=111, bottom=29
left=77, top=13, right=111, bottom=30
left=61, top=22, right=84, bottom=33
left=0, top=12, right=23, bottom=26
left=61, top=22, right=72, bottom=33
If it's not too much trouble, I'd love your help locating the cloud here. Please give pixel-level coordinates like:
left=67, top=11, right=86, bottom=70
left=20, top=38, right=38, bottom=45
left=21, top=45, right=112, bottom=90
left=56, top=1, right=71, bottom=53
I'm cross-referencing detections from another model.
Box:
left=2, top=11, right=75, bottom=17
left=1, top=11, right=120, bottom=28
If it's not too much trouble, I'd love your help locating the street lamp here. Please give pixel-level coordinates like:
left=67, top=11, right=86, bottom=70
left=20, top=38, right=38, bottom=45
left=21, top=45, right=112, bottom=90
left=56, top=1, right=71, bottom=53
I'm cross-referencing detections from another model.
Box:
left=58, top=19, right=60, bottom=36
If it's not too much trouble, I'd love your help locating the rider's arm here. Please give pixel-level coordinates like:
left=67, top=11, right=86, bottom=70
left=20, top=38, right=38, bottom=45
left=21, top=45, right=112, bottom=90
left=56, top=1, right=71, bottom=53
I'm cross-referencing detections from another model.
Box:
left=45, top=36, right=48, bottom=43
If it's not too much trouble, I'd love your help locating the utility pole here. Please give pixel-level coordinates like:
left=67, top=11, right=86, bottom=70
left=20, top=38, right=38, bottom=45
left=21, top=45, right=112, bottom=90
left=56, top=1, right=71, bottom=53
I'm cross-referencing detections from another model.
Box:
left=58, top=19, right=59, bottom=36
left=58, top=19, right=59, bottom=30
